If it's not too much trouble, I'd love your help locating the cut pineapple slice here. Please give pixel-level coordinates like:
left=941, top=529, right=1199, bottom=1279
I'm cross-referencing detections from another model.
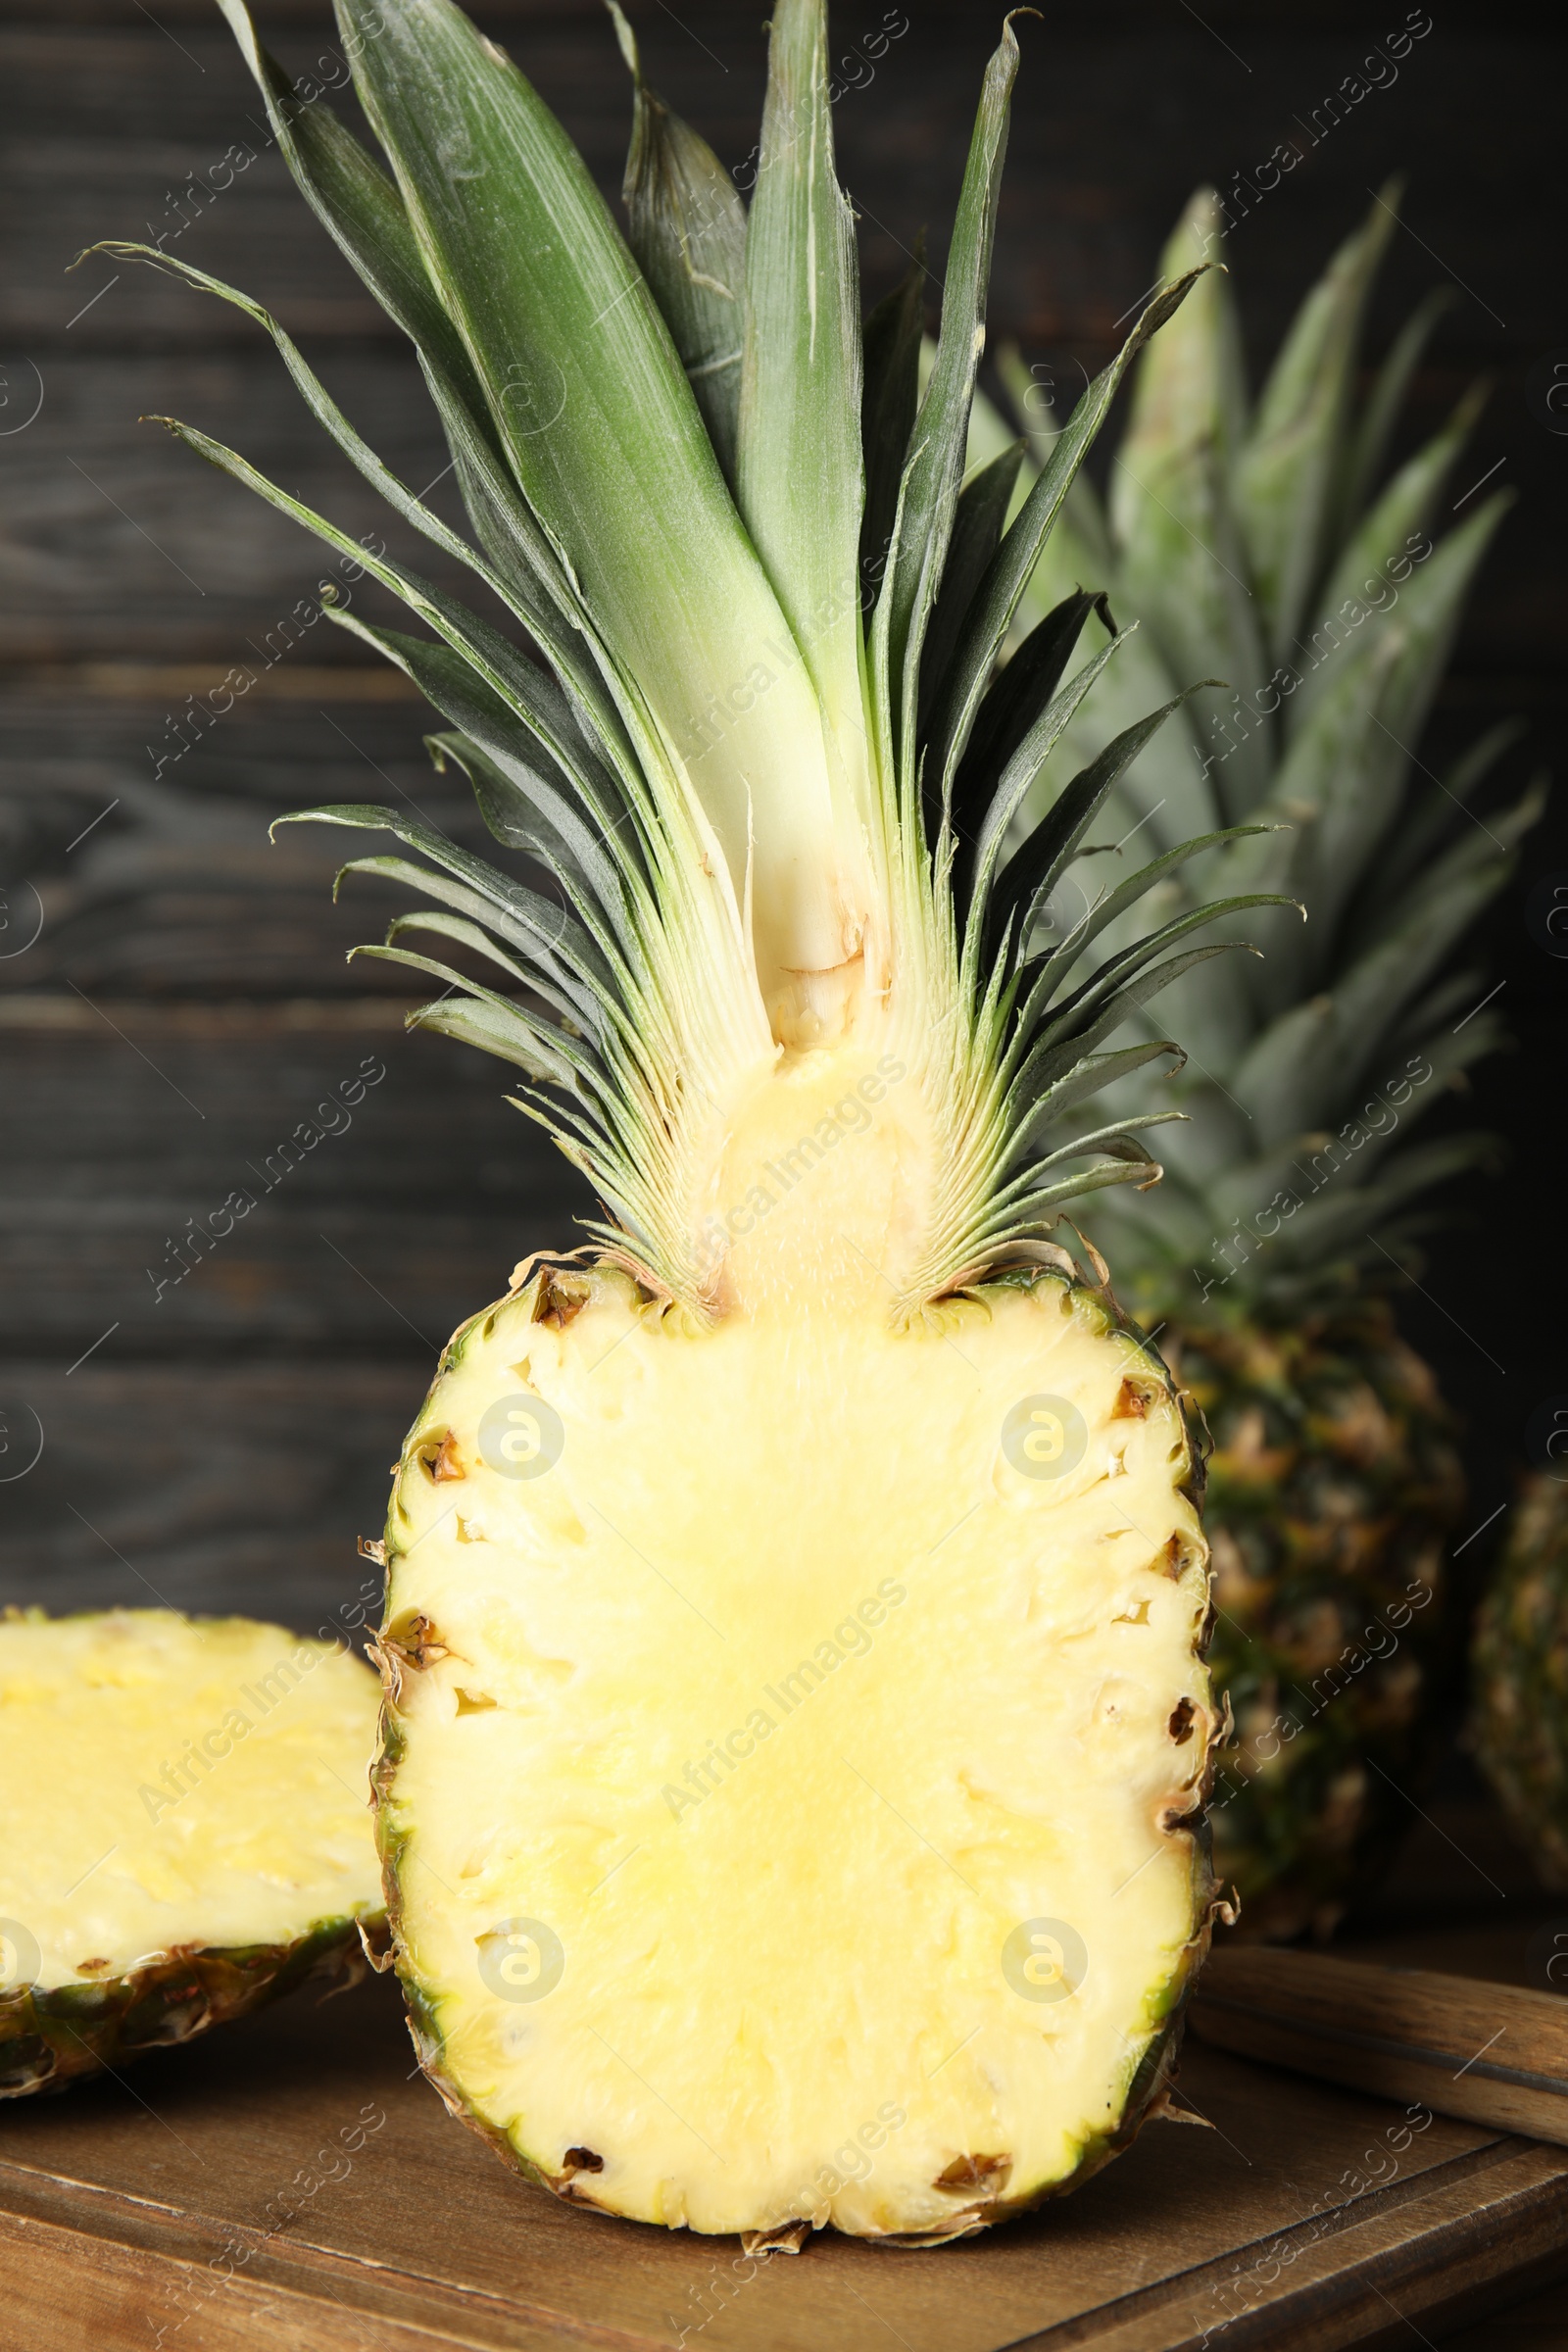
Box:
left=376, top=1261, right=1218, bottom=2239
left=0, top=1610, right=384, bottom=2094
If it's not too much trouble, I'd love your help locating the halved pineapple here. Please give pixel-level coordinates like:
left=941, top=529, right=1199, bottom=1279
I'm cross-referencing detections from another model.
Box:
left=110, top=0, right=1280, bottom=2240
left=0, top=1610, right=383, bottom=2095
left=377, top=1246, right=1216, bottom=2239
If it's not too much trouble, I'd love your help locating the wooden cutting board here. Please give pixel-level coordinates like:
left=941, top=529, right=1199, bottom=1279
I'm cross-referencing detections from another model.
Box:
left=2, top=1964, right=1566, bottom=2352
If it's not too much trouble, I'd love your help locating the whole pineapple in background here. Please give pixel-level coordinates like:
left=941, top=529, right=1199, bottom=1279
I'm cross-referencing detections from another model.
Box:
left=969, top=189, right=1540, bottom=1940
left=1472, top=1477, right=1568, bottom=1888
left=93, top=0, right=1294, bottom=2240
left=0, top=1610, right=382, bottom=2094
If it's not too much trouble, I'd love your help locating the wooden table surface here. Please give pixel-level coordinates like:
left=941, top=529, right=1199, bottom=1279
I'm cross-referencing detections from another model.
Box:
left=3, top=1940, right=1567, bottom=2352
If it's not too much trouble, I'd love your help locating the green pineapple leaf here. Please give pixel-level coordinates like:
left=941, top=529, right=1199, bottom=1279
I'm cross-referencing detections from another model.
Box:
left=1335, top=285, right=1452, bottom=540
left=859, top=253, right=926, bottom=605
left=874, top=16, right=1021, bottom=783
left=925, top=270, right=1207, bottom=819
left=1234, top=180, right=1400, bottom=662
left=132, top=0, right=1310, bottom=1309
left=609, top=2, right=746, bottom=480
left=920, top=438, right=1027, bottom=731
left=982, top=183, right=1541, bottom=1309
left=1108, top=189, right=1266, bottom=810
left=736, top=0, right=865, bottom=771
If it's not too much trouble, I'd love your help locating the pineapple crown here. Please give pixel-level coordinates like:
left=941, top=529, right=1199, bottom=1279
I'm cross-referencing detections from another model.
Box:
left=87, top=0, right=1289, bottom=1314
left=973, top=185, right=1544, bottom=1320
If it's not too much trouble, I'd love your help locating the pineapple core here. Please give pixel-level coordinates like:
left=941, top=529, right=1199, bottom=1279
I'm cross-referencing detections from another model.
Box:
left=0, top=1612, right=382, bottom=1988
left=378, top=1073, right=1214, bottom=2238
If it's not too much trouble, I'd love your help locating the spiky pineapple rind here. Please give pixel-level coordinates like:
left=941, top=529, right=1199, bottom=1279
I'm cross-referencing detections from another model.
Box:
left=1173, top=1298, right=1460, bottom=1939
left=1471, top=1474, right=1568, bottom=1891
left=0, top=1912, right=385, bottom=2099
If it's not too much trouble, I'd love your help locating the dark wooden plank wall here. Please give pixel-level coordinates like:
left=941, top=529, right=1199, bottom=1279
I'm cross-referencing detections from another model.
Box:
left=2, top=0, right=1564, bottom=1642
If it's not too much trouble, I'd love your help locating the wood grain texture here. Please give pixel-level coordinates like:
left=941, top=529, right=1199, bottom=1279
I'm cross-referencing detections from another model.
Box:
left=1191, top=1948, right=1568, bottom=2146
left=0, top=1013, right=582, bottom=1343
left=1445, top=2275, right=1568, bottom=2350
left=0, top=1964, right=1566, bottom=2352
